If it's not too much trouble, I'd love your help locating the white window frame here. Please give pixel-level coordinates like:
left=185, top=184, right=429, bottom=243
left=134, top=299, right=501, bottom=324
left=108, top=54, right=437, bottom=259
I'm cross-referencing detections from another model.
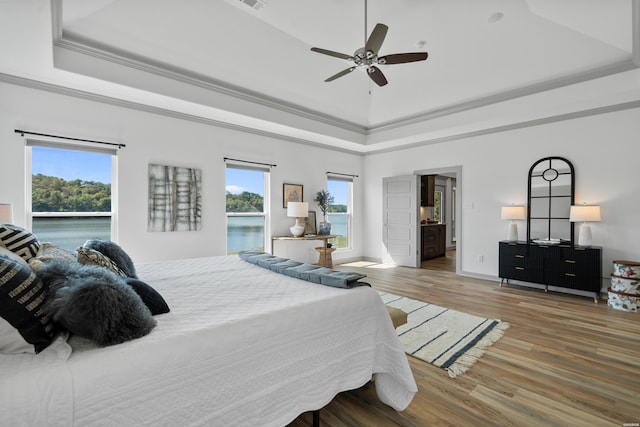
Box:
left=225, top=162, right=271, bottom=254
left=26, top=138, right=118, bottom=240
left=327, top=174, right=353, bottom=251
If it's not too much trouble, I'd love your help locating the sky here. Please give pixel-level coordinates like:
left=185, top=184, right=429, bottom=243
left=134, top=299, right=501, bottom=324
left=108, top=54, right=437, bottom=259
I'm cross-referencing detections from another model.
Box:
left=32, top=147, right=112, bottom=183
left=33, top=147, right=347, bottom=204
left=226, top=168, right=348, bottom=205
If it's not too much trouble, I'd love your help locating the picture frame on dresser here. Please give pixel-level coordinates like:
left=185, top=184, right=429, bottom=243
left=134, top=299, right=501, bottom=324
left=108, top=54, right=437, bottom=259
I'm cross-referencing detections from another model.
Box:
left=304, top=211, right=317, bottom=235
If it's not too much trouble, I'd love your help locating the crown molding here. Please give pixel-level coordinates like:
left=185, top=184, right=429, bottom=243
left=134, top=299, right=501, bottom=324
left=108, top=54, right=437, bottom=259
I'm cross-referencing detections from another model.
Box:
left=50, top=1, right=640, bottom=138
left=367, top=60, right=638, bottom=134
left=3, top=72, right=639, bottom=157
left=363, top=99, right=640, bottom=155
left=0, top=72, right=366, bottom=156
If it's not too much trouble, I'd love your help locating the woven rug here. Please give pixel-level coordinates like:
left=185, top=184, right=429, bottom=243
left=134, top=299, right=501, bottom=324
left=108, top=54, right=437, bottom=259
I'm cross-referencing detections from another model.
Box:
left=378, top=291, right=509, bottom=378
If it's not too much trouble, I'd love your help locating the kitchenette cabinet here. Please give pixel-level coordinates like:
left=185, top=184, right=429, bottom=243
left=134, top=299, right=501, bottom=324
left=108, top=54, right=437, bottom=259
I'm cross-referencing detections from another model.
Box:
left=422, top=224, right=446, bottom=260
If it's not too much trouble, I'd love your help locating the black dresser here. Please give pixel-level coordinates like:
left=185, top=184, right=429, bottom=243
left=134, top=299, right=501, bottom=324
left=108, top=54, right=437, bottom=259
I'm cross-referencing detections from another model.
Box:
left=498, top=241, right=602, bottom=302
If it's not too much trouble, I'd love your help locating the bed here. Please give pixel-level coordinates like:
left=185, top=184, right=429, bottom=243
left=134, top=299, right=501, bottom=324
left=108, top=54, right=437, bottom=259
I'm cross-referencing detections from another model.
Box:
left=1, top=254, right=417, bottom=427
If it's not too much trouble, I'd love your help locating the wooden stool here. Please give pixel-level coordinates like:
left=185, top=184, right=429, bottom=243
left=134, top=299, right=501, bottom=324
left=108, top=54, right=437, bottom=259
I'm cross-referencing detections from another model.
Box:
left=386, top=306, right=408, bottom=329
left=315, top=246, right=336, bottom=268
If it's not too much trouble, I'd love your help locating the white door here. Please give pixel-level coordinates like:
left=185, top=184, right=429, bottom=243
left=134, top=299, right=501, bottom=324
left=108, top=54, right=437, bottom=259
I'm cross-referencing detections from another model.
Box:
left=382, top=175, right=419, bottom=267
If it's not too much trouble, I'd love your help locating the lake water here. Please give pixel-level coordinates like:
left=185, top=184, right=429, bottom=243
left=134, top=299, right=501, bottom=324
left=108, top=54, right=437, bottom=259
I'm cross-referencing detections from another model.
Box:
left=227, top=215, right=347, bottom=253
left=32, top=217, right=111, bottom=251
left=32, top=215, right=348, bottom=253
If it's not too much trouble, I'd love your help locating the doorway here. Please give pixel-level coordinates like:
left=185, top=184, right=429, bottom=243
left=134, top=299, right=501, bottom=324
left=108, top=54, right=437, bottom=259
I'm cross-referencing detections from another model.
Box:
left=415, top=166, right=461, bottom=274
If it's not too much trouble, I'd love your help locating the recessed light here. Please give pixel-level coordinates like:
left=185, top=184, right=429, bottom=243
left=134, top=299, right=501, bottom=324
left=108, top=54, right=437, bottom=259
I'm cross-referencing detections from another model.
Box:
left=488, top=12, right=503, bottom=23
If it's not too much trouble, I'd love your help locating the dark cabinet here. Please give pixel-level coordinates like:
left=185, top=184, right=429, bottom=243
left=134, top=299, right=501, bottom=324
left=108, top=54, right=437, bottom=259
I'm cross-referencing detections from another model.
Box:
left=420, top=175, right=435, bottom=207
left=422, top=225, right=446, bottom=260
left=499, top=241, right=602, bottom=301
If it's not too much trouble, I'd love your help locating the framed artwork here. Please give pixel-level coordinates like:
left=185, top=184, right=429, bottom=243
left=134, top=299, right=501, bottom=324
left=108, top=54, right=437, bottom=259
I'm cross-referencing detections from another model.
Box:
left=283, top=183, right=303, bottom=208
left=148, top=163, right=202, bottom=232
left=305, top=211, right=317, bottom=235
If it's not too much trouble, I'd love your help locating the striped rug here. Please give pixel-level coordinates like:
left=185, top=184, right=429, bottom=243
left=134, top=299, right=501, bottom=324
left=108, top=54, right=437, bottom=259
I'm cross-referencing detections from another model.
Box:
left=378, top=292, right=509, bottom=378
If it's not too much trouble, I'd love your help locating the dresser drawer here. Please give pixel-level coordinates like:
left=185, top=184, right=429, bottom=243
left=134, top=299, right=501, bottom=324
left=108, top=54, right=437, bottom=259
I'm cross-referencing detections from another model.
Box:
left=500, top=264, right=543, bottom=283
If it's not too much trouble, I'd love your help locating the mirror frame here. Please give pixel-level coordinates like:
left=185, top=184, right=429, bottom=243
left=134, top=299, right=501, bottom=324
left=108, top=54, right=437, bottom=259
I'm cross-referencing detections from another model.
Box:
left=526, top=156, right=575, bottom=244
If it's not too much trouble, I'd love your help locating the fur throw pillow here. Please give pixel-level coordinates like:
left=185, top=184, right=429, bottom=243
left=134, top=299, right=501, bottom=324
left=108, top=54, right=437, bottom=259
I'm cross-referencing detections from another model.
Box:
left=38, top=261, right=156, bottom=346
left=82, top=239, right=137, bottom=278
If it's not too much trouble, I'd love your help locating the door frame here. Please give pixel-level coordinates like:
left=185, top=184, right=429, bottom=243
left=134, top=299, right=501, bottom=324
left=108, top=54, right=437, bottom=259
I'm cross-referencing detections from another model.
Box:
left=414, top=166, right=462, bottom=275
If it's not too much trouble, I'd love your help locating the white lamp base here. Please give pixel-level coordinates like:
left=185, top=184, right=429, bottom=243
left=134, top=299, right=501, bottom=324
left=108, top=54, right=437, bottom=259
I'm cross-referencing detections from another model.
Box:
left=507, top=222, right=518, bottom=242
left=290, top=218, right=305, bottom=237
left=577, top=223, right=592, bottom=246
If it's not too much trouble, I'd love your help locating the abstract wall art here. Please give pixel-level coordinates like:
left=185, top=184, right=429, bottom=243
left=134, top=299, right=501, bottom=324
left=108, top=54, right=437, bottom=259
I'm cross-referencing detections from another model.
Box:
left=148, top=164, right=202, bottom=232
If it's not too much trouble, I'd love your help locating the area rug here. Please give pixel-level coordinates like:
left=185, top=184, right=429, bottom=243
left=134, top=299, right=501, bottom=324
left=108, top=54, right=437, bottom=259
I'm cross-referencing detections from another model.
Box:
left=378, top=291, right=509, bottom=378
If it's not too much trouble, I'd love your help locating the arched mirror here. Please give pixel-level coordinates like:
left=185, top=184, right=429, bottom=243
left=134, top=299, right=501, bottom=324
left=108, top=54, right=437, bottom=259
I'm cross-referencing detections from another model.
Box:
left=527, top=157, right=575, bottom=244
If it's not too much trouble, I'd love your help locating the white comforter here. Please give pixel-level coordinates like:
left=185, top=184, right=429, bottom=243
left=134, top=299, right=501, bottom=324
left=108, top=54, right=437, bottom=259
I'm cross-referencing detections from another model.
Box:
left=0, top=255, right=417, bottom=426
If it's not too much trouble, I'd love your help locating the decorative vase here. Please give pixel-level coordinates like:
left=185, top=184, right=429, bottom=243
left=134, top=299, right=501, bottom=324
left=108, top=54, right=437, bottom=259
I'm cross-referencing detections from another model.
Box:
left=318, top=217, right=331, bottom=235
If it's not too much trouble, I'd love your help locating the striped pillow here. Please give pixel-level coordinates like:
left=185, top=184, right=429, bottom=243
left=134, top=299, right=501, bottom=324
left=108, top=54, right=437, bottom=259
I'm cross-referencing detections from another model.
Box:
left=76, top=247, right=128, bottom=277
left=0, top=224, right=41, bottom=261
left=0, top=254, right=55, bottom=353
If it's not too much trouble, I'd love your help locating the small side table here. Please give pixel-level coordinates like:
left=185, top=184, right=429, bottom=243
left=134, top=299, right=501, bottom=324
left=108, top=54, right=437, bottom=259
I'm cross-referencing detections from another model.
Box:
left=315, top=246, right=336, bottom=268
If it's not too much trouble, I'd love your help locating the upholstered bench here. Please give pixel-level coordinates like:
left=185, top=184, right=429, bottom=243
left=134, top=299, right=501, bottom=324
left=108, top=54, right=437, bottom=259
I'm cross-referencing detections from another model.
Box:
left=386, top=306, right=407, bottom=329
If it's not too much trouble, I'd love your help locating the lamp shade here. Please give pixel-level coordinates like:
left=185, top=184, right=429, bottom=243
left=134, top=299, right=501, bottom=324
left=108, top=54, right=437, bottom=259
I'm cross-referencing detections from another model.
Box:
left=0, top=204, right=13, bottom=224
left=287, top=202, right=308, bottom=218
left=569, top=205, right=601, bottom=222
left=501, top=206, right=526, bottom=220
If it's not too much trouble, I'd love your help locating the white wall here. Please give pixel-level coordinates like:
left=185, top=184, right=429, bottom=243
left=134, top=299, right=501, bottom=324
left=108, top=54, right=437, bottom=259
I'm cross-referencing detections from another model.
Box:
left=0, top=82, right=364, bottom=263
left=2, top=80, right=639, bottom=290
left=363, top=108, right=640, bottom=289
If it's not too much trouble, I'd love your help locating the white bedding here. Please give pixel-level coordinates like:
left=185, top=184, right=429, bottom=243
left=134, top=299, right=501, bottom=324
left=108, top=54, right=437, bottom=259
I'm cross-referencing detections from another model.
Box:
left=0, top=255, right=417, bottom=426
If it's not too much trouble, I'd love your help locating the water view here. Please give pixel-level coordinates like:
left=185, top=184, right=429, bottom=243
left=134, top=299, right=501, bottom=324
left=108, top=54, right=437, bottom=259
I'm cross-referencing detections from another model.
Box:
left=32, top=217, right=111, bottom=251
left=226, top=215, right=348, bottom=254
left=227, top=216, right=265, bottom=254
left=31, top=215, right=348, bottom=254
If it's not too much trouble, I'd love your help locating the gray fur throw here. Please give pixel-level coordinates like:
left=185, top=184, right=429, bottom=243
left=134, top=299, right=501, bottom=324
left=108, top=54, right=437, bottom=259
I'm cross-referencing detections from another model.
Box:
left=82, top=239, right=137, bottom=278
left=39, top=261, right=156, bottom=346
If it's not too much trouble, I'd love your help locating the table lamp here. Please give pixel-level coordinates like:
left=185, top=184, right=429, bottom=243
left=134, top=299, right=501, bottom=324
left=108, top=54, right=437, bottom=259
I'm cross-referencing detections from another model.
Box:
left=0, top=203, right=13, bottom=224
left=501, top=206, right=526, bottom=242
left=569, top=204, right=601, bottom=246
left=287, top=202, right=308, bottom=237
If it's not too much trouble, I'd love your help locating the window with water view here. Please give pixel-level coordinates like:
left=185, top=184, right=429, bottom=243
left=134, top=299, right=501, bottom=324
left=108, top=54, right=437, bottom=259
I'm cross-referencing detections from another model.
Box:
left=327, top=176, right=352, bottom=249
left=226, top=166, right=268, bottom=254
left=29, top=144, right=114, bottom=251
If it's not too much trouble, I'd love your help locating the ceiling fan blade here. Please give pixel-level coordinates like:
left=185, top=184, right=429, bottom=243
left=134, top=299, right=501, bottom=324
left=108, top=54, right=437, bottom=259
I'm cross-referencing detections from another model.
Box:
left=325, top=67, right=356, bottom=82
left=365, top=23, right=388, bottom=57
left=367, top=66, right=388, bottom=87
left=379, top=52, right=428, bottom=65
left=311, top=47, right=353, bottom=61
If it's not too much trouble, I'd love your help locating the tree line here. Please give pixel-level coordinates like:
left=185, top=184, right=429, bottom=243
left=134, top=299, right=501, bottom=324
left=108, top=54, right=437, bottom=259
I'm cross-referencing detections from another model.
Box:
left=32, top=180, right=346, bottom=214
left=226, top=191, right=346, bottom=213
left=32, top=174, right=111, bottom=212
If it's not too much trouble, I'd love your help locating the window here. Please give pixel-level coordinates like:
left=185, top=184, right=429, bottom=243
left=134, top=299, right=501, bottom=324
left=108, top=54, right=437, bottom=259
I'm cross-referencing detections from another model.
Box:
left=225, top=164, right=270, bottom=254
left=27, top=141, right=116, bottom=251
left=327, top=175, right=353, bottom=249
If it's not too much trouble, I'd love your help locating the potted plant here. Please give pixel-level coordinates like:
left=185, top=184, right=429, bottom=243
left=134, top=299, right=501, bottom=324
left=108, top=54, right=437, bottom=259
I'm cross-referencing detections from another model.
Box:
left=314, top=189, right=334, bottom=235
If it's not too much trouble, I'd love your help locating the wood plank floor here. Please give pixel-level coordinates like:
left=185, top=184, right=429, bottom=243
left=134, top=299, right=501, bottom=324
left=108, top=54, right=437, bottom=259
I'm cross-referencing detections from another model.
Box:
left=289, top=251, right=640, bottom=426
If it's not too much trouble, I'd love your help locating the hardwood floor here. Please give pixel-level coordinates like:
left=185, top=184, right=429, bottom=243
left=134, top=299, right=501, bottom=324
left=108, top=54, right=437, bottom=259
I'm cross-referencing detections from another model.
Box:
left=289, top=251, right=640, bottom=426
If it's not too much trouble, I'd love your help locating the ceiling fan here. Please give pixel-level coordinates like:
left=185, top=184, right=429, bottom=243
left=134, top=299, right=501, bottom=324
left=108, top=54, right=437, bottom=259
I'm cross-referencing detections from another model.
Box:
left=310, top=2, right=428, bottom=87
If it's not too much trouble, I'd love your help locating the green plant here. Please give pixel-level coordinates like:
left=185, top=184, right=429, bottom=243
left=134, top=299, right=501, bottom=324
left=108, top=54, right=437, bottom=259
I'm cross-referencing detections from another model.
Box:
left=314, top=189, right=334, bottom=218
